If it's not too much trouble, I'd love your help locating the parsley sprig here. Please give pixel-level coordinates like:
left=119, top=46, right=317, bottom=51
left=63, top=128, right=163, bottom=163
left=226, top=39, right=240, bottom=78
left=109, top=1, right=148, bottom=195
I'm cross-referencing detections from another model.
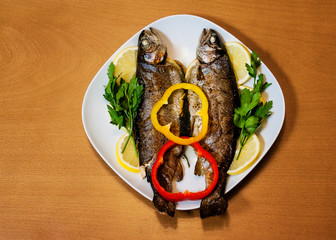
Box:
left=103, top=62, right=143, bottom=157
left=234, top=51, right=273, bottom=161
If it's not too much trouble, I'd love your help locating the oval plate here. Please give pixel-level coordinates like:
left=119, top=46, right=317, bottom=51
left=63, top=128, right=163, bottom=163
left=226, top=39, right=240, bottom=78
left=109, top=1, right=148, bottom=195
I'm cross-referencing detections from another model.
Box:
left=82, top=14, right=285, bottom=210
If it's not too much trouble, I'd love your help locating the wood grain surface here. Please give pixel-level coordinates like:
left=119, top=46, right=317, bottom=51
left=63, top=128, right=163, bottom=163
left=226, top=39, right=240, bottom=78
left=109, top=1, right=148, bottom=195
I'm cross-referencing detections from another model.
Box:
left=1, top=0, right=335, bottom=239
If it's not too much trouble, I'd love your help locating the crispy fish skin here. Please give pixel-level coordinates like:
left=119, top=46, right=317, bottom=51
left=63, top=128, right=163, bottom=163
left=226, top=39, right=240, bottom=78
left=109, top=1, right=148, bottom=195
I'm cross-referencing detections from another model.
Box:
left=134, top=28, right=185, bottom=217
left=187, top=29, right=240, bottom=218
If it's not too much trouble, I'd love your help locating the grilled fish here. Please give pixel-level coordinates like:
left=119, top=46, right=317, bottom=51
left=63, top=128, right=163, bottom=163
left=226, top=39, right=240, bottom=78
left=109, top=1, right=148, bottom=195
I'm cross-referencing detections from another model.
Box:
left=134, top=28, right=187, bottom=217
left=186, top=29, right=240, bottom=218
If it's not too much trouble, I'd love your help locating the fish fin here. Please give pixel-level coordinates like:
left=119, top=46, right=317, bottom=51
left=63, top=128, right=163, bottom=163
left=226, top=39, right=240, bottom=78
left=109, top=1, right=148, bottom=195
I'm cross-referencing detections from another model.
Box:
left=194, top=157, right=212, bottom=176
left=197, top=64, right=204, bottom=81
left=175, top=159, right=184, bottom=182
left=194, top=157, right=204, bottom=176
left=173, top=59, right=186, bottom=76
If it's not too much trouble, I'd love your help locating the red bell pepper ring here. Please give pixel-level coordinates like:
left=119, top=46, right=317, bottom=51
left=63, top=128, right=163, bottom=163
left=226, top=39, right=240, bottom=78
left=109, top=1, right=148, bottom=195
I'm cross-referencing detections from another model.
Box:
left=151, top=138, right=219, bottom=202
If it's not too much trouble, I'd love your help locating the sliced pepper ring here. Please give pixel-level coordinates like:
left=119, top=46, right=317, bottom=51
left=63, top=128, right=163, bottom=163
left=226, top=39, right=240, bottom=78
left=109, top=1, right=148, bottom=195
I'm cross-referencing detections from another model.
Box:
left=151, top=83, right=208, bottom=145
left=151, top=138, right=219, bottom=202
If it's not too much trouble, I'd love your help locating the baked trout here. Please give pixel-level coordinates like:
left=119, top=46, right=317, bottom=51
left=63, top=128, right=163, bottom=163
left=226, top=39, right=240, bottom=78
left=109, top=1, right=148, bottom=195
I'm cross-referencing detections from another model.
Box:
left=134, top=28, right=187, bottom=217
left=186, top=29, right=240, bottom=218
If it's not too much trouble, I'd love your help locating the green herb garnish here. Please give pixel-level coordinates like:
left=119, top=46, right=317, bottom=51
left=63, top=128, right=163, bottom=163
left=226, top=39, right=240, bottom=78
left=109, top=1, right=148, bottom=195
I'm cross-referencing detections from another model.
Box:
left=181, top=154, right=190, bottom=168
left=234, top=50, right=273, bottom=161
left=103, top=62, right=143, bottom=157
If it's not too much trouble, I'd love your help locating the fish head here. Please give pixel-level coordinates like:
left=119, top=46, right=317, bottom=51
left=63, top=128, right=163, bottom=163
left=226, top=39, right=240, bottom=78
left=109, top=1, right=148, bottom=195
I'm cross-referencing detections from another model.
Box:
left=138, top=28, right=167, bottom=64
left=196, top=29, right=224, bottom=64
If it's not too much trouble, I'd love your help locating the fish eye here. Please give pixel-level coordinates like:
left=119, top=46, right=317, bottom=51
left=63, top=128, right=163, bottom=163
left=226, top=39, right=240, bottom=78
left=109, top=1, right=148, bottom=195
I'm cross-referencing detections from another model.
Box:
left=142, top=39, right=149, bottom=47
left=210, top=35, right=216, bottom=43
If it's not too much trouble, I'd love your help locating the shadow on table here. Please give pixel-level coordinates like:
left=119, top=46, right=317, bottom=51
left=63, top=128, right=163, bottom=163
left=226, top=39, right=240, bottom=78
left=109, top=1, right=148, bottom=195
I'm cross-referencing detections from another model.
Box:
left=154, top=205, right=230, bottom=229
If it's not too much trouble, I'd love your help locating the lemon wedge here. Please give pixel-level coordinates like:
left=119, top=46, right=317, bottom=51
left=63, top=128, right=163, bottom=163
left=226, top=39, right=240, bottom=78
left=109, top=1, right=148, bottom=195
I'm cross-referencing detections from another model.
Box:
left=228, top=133, right=261, bottom=175
left=116, top=133, right=140, bottom=173
left=225, top=42, right=251, bottom=85
left=185, top=59, right=198, bottom=82
left=113, top=46, right=138, bottom=83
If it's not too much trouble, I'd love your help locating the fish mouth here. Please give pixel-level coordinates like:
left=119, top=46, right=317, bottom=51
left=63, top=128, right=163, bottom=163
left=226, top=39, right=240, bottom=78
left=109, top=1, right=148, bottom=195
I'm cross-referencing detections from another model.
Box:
left=138, top=27, right=167, bottom=64
left=199, top=29, right=213, bottom=45
left=196, top=28, right=224, bottom=64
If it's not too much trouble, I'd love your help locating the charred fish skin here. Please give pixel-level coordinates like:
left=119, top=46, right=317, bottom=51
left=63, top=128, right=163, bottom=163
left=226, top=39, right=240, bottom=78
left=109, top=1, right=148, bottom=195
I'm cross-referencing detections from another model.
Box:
left=188, top=29, right=240, bottom=218
left=134, top=28, right=186, bottom=217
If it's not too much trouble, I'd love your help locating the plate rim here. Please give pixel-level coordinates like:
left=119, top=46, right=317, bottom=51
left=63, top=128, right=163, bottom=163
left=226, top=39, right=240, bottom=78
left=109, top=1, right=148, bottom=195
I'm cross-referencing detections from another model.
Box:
left=81, top=14, right=286, bottom=211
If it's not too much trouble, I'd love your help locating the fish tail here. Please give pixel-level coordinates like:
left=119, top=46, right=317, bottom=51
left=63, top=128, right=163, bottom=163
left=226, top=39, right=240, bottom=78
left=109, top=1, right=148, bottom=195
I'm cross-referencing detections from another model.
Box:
left=199, top=168, right=228, bottom=218
left=200, top=195, right=228, bottom=219
left=153, top=192, right=176, bottom=217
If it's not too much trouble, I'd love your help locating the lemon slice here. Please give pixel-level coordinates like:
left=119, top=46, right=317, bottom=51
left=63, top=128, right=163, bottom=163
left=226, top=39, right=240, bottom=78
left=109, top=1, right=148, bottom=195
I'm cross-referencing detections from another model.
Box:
left=185, top=58, right=198, bottom=81
left=225, top=42, right=251, bottom=85
left=228, top=133, right=261, bottom=175
left=238, top=85, right=265, bottom=104
left=166, top=58, right=186, bottom=78
left=116, top=133, right=140, bottom=173
left=113, top=46, right=138, bottom=83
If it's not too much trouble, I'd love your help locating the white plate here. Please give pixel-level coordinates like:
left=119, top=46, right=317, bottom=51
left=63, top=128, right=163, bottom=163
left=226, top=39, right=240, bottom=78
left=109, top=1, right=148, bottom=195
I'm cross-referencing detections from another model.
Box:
left=82, top=14, right=285, bottom=210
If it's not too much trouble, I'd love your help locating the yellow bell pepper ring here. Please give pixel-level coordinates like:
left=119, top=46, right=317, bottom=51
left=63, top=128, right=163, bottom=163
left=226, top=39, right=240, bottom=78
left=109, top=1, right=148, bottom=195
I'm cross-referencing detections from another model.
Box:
left=150, top=83, right=208, bottom=145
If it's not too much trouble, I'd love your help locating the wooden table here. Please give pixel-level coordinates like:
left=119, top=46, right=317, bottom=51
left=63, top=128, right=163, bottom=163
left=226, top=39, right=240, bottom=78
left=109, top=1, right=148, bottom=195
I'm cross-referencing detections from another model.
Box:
left=1, top=0, right=335, bottom=239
